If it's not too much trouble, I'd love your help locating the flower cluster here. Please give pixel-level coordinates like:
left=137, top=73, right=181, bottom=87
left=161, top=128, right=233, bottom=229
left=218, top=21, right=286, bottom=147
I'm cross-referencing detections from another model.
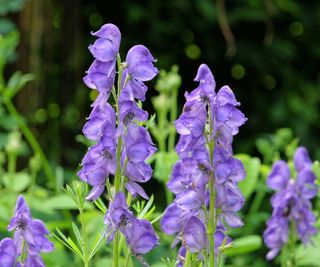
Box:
left=263, top=147, right=318, bottom=260
left=160, top=64, right=246, bottom=264
left=0, top=195, right=54, bottom=267
left=78, top=23, right=159, bottom=257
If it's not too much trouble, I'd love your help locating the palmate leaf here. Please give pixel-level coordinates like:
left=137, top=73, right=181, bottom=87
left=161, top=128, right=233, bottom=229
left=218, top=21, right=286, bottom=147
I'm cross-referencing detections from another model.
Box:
left=89, top=226, right=107, bottom=259
left=138, top=194, right=154, bottom=219
left=53, top=228, right=83, bottom=259
left=72, top=222, right=83, bottom=249
left=94, top=197, right=108, bottom=214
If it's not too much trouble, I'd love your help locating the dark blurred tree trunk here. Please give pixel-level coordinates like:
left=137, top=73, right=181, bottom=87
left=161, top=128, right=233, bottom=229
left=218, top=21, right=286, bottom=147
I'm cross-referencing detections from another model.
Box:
left=17, top=0, right=49, bottom=112
left=14, top=0, right=85, bottom=165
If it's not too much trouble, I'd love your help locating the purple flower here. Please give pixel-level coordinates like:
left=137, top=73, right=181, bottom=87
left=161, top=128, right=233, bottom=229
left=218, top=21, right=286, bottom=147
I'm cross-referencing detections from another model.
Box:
left=182, top=216, right=207, bottom=253
left=82, top=103, right=116, bottom=141
left=160, top=203, right=183, bottom=235
left=126, top=45, right=158, bottom=82
left=124, top=219, right=159, bottom=255
left=80, top=23, right=160, bottom=262
left=264, top=147, right=318, bottom=260
left=0, top=238, right=16, bottom=267
left=267, top=160, right=290, bottom=190
left=294, top=146, right=313, bottom=172
left=84, top=24, right=121, bottom=108
left=122, top=124, right=157, bottom=199
left=7, top=195, right=54, bottom=266
left=104, top=192, right=159, bottom=254
left=121, top=45, right=158, bottom=101
left=89, top=24, right=121, bottom=62
left=161, top=64, right=246, bottom=263
left=23, top=254, right=46, bottom=267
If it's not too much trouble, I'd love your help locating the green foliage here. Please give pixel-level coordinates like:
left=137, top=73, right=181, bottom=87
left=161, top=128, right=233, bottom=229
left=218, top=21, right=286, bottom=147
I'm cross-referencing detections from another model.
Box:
left=236, top=154, right=261, bottom=198
left=224, top=235, right=262, bottom=257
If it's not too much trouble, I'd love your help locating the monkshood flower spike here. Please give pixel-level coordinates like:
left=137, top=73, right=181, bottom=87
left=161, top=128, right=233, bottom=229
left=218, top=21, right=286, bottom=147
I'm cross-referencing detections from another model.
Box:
left=264, top=147, right=317, bottom=263
left=161, top=64, right=246, bottom=266
left=0, top=195, right=54, bottom=267
left=79, top=23, right=159, bottom=267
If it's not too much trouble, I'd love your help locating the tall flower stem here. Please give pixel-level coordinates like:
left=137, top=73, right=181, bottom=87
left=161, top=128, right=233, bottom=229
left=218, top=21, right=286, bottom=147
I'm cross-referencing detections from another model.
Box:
left=113, top=54, right=123, bottom=267
left=79, top=205, right=89, bottom=267
left=208, top=107, right=216, bottom=267
left=288, top=222, right=296, bottom=267
left=184, top=250, right=191, bottom=267
left=168, top=89, right=178, bottom=151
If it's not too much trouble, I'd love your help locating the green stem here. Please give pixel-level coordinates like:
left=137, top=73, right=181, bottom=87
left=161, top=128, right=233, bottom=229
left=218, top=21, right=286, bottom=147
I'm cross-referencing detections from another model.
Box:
left=113, top=232, right=120, bottom=267
left=80, top=208, right=89, bottom=267
left=208, top=107, right=216, bottom=267
left=208, top=178, right=216, bottom=267
left=288, top=221, right=296, bottom=267
left=157, top=106, right=167, bottom=152
left=164, top=184, right=173, bottom=205
left=168, top=89, right=178, bottom=151
left=20, top=240, right=26, bottom=263
left=8, top=153, right=16, bottom=174
left=217, top=252, right=223, bottom=267
left=124, top=251, right=131, bottom=267
left=114, top=54, right=123, bottom=194
left=184, top=250, right=191, bottom=267
left=113, top=53, right=123, bottom=267
left=4, top=99, right=56, bottom=190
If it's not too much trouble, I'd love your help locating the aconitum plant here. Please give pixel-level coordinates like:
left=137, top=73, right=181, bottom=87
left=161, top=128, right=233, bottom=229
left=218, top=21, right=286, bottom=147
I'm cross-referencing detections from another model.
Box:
left=78, top=23, right=159, bottom=266
left=0, top=195, right=54, bottom=267
left=264, top=147, right=317, bottom=265
left=160, top=64, right=247, bottom=266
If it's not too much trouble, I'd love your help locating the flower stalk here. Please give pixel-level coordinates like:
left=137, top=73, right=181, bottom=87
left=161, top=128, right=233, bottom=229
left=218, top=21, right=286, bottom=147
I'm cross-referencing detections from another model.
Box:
left=161, top=64, right=247, bottom=266
left=78, top=23, right=159, bottom=266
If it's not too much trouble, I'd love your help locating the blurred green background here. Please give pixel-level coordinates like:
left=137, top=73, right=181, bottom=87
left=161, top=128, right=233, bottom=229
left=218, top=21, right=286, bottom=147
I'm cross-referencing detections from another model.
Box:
left=0, top=0, right=320, bottom=266
left=1, top=0, right=320, bottom=166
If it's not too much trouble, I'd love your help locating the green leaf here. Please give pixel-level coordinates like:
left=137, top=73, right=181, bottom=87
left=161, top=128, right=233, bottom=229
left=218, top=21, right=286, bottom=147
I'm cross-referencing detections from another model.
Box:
left=53, top=228, right=83, bottom=259
left=42, top=194, right=92, bottom=210
left=72, top=222, right=83, bottom=250
left=138, top=195, right=154, bottom=219
left=89, top=226, right=107, bottom=259
left=296, top=232, right=320, bottom=266
left=236, top=154, right=261, bottom=198
left=5, top=72, right=34, bottom=100
left=224, top=235, right=262, bottom=256
left=95, top=258, right=113, bottom=267
left=94, top=197, right=107, bottom=214
left=2, top=172, right=31, bottom=192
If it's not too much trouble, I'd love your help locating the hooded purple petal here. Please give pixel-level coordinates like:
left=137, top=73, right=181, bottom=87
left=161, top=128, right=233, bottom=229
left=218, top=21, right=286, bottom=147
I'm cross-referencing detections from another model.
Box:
left=126, top=45, right=158, bottom=81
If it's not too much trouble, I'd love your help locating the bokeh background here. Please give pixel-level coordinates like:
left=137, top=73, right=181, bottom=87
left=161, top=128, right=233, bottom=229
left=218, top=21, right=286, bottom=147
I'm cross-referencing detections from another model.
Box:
left=0, top=0, right=320, bottom=266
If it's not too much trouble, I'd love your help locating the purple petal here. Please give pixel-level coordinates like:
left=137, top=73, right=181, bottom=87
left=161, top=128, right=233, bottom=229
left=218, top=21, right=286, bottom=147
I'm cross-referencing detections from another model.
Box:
left=183, top=216, right=207, bottom=253
left=160, top=203, right=183, bottom=235
left=91, top=23, right=121, bottom=51
left=89, top=38, right=118, bottom=62
left=86, top=184, right=105, bottom=201
left=127, top=219, right=159, bottom=254
left=125, top=182, right=149, bottom=199
left=267, top=160, right=290, bottom=190
left=194, top=64, right=215, bottom=86
left=294, top=146, right=312, bottom=172
left=216, top=86, right=239, bottom=107
left=126, top=45, right=158, bottom=81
